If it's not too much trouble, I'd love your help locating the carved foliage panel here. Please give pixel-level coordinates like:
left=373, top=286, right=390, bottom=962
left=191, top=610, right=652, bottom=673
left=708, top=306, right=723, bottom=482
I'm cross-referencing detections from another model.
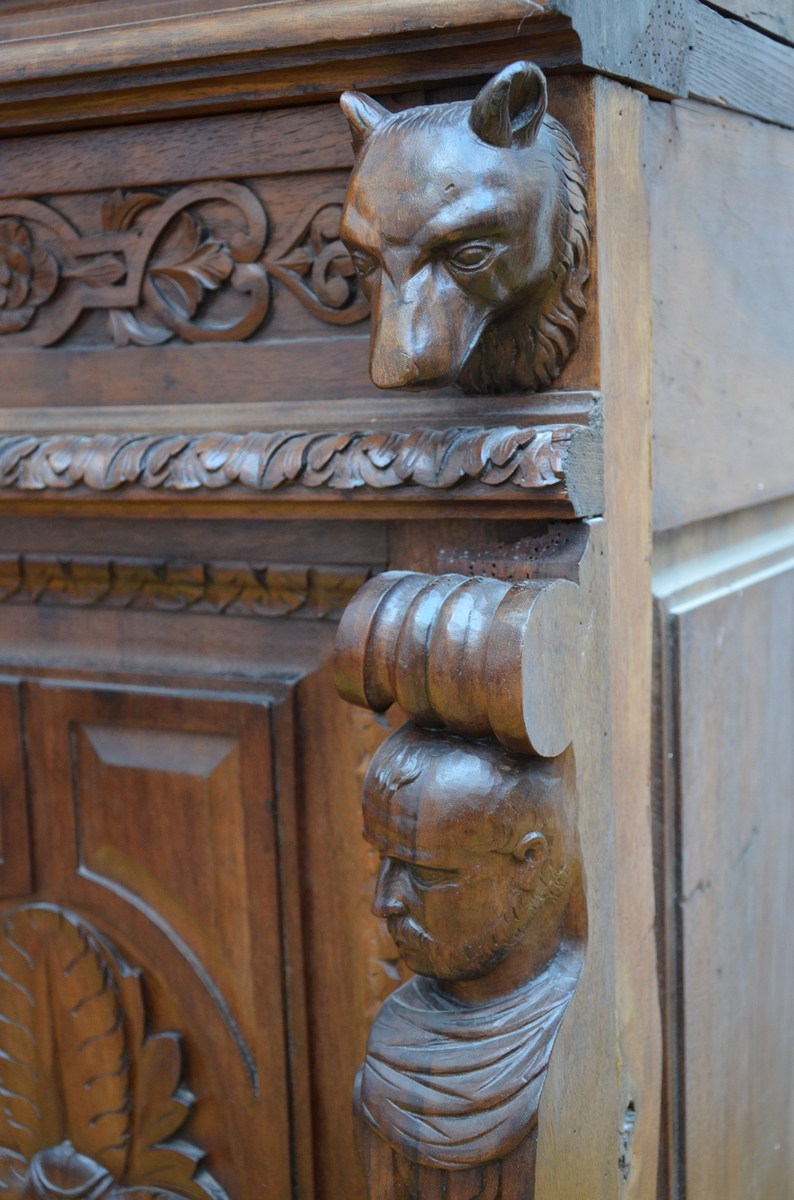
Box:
left=0, top=904, right=227, bottom=1200
left=20, top=681, right=296, bottom=1200
left=0, top=176, right=368, bottom=349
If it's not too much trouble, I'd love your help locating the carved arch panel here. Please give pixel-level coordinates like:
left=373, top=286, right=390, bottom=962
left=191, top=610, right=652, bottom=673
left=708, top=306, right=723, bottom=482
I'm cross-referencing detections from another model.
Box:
left=15, top=680, right=297, bottom=1200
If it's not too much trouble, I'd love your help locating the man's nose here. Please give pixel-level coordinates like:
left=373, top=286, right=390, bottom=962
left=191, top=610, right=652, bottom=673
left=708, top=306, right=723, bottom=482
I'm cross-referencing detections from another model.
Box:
left=371, top=857, right=410, bottom=918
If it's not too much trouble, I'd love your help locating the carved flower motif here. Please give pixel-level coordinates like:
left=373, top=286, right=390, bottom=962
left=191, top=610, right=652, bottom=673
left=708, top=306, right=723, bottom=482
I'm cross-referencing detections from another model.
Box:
left=0, top=219, right=59, bottom=333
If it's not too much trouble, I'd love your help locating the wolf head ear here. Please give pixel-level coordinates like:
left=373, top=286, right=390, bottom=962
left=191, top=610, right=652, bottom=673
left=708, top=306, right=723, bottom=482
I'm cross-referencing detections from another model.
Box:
left=340, top=91, right=391, bottom=155
left=470, top=61, right=548, bottom=149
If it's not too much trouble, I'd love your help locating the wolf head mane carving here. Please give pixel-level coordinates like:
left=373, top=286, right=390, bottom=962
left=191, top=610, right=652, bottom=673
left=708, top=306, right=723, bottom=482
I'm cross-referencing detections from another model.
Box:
left=339, top=61, right=590, bottom=395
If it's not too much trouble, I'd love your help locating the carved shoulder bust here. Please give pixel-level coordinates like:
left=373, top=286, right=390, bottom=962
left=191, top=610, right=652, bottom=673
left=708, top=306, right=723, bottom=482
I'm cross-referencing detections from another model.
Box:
left=339, top=61, right=590, bottom=394
left=354, top=724, right=585, bottom=1200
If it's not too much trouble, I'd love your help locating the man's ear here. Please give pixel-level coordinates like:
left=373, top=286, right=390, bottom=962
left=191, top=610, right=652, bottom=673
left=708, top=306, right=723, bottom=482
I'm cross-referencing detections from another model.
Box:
left=340, top=91, right=391, bottom=155
left=512, top=831, right=549, bottom=890
left=469, top=61, right=548, bottom=149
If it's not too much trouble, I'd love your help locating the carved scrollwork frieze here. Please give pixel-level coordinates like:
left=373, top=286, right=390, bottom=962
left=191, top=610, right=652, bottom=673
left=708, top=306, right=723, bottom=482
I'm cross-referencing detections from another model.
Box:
left=0, top=424, right=580, bottom=495
left=0, top=553, right=375, bottom=618
left=0, top=183, right=368, bottom=348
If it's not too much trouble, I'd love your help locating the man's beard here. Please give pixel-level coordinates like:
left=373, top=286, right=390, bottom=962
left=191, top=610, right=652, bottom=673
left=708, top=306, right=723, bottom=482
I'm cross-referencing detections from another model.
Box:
left=387, top=891, right=532, bottom=982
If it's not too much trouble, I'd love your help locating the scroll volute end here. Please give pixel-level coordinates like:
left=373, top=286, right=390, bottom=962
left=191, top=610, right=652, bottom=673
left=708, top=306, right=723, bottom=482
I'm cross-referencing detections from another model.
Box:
left=487, top=578, right=583, bottom=757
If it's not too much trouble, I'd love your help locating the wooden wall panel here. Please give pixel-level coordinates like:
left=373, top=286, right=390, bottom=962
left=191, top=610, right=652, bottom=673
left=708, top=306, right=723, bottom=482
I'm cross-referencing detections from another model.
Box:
left=655, top=519, right=794, bottom=1198
left=648, top=98, right=794, bottom=531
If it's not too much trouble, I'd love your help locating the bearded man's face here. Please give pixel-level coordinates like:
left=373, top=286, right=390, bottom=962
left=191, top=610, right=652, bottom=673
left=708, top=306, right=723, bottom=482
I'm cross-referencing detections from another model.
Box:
left=363, top=748, right=548, bottom=982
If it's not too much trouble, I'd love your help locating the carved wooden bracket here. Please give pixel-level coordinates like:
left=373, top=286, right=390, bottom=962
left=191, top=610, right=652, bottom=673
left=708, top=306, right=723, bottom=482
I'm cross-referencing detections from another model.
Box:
left=333, top=527, right=595, bottom=1198
left=335, top=567, right=586, bottom=756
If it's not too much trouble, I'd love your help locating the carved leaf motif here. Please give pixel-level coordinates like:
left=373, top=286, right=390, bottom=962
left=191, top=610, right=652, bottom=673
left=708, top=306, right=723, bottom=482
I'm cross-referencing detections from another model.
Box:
left=108, top=309, right=172, bottom=348
left=0, top=220, right=60, bottom=334
left=0, top=425, right=574, bottom=495
left=65, top=257, right=127, bottom=287
left=0, top=907, right=129, bottom=1176
left=148, top=214, right=233, bottom=320
left=115, top=966, right=223, bottom=1200
left=0, top=908, right=229, bottom=1200
left=101, top=192, right=162, bottom=233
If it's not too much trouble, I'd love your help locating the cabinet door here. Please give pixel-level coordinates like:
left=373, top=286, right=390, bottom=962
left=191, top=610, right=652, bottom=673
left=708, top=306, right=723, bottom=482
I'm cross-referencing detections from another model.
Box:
left=13, top=680, right=293, bottom=1200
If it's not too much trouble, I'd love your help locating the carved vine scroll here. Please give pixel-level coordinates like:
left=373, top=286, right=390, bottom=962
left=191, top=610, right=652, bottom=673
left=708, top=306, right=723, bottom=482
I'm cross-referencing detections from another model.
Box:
left=333, top=549, right=592, bottom=1200
left=0, top=903, right=226, bottom=1200
left=0, top=184, right=368, bottom=348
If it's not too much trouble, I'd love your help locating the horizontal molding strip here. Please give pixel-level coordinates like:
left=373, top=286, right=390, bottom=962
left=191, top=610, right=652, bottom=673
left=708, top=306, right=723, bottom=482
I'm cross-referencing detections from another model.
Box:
left=0, top=421, right=605, bottom=514
left=0, top=2, right=552, bottom=82
left=0, top=552, right=376, bottom=619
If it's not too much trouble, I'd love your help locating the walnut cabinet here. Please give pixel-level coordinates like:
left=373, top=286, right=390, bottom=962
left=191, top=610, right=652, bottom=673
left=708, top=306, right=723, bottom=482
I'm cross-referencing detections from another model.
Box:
left=0, top=4, right=792, bottom=1199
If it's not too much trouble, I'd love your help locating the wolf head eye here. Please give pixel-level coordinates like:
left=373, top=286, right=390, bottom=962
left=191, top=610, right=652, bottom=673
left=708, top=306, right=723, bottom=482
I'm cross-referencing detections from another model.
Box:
left=350, top=250, right=379, bottom=278
left=446, top=243, right=494, bottom=271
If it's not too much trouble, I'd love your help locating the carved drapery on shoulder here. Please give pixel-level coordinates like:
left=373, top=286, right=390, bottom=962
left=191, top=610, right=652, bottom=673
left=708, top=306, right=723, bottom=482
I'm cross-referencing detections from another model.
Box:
left=0, top=904, right=226, bottom=1200
left=0, top=184, right=368, bottom=348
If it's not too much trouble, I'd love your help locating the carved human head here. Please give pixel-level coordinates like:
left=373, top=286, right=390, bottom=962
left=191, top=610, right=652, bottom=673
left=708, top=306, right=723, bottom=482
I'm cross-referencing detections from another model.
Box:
left=339, top=61, right=589, bottom=394
left=362, top=723, right=578, bottom=983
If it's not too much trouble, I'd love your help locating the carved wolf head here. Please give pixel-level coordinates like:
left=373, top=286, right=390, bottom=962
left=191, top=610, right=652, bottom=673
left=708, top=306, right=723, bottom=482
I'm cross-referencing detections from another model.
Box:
left=339, top=62, right=589, bottom=394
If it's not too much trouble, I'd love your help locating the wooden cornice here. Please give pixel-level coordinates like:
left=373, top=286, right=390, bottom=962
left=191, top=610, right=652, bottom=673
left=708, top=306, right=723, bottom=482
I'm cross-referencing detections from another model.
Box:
left=0, top=0, right=790, bottom=141
left=0, top=1, right=579, bottom=136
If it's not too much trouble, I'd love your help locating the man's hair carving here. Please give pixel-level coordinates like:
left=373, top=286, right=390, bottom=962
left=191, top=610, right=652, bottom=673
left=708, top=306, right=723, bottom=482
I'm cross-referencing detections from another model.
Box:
left=340, top=61, right=590, bottom=395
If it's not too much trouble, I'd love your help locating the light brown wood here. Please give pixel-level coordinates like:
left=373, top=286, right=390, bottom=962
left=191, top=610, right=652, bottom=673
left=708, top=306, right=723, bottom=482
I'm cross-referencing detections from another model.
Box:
left=0, top=904, right=228, bottom=1200
left=592, top=76, right=661, bottom=1200
left=0, top=682, right=32, bottom=898
left=332, top=529, right=609, bottom=1199
left=0, top=0, right=791, bottom=138
left=20, top=681, right=297, bottom=1200
left=648, top=98, right=794, bottom=531
left=654, top=513, right=794, bottom=1199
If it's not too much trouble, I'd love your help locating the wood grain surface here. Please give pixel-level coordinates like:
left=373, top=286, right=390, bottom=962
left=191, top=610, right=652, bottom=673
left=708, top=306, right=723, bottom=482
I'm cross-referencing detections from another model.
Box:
left=0, top=0, right=791, bottom=136
left=706, top=0, right=794, bottom=42
left=593, top=77, right=661, bottom=1200
left=654, top=512, right=794, bottom=1199
left=648, top=98, right=794, bottom=531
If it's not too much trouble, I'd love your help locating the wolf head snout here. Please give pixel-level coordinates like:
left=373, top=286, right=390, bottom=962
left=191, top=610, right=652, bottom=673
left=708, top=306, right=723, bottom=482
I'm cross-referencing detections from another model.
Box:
left=367, top=268, right=488, bottom=390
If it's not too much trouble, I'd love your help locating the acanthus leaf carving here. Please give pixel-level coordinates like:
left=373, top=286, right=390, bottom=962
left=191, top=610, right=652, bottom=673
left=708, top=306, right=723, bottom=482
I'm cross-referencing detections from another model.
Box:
left=0, top=425, right=576, bottom=495
left=0, top=904, right=228, bottom=1200
left=0, top=182, right=369, bottom=347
